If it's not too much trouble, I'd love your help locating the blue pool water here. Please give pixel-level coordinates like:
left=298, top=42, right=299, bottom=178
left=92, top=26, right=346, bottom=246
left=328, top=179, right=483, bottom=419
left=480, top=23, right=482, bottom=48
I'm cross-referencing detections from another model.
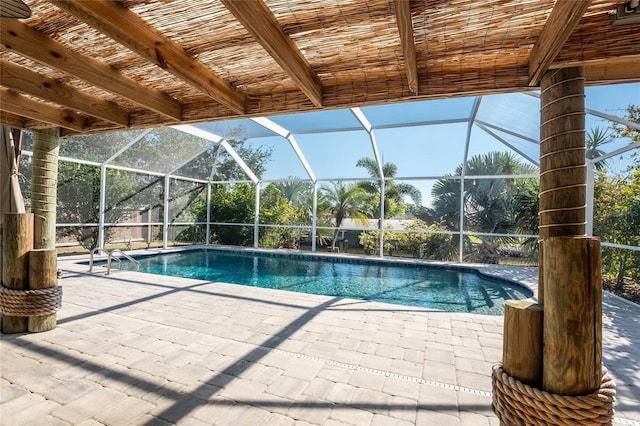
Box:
left=114, top=249, right=532, bottom=315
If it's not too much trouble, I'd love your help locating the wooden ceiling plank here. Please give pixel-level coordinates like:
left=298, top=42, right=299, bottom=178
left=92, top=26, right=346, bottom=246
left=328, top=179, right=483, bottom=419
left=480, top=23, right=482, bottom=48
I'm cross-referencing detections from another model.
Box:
left=51, top=0, right=246, bottom=114
left=528, top=1, right=592, bottom=86
left=394, top=0, right=419, bottom=95
left=0, top=19, right=182, bottom=121
left=0, top=111, right=26, bottom=129
left=221, top=0, right=323, bottom=107
left=0, top=59, right=130, bottom=127
left=0, top=88, right=87, bottom=132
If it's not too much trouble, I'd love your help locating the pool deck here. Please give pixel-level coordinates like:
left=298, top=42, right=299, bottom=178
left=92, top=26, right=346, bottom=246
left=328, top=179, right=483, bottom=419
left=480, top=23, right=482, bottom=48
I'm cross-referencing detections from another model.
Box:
left=1, top=250, right=639, bottom=426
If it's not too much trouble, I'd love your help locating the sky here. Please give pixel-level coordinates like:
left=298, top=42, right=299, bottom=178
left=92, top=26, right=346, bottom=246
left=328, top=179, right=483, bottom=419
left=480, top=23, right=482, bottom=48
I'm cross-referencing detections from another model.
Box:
left=216, top=82, right=639, bottom=209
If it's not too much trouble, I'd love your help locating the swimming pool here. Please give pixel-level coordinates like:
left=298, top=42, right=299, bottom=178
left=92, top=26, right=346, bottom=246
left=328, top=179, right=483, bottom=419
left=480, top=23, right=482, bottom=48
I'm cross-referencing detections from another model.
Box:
left=111, top=249, right=532, bottom=315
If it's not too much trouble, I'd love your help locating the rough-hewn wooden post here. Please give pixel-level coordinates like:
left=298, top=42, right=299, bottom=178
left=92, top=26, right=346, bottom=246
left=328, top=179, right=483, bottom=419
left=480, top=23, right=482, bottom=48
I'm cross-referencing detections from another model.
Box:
left=538, top=68, right=602, bottom=396
left=1, top=213, right=33, bottom=333
left=502, top=300, right=543, bottom=387
left=28, top=249, right=58, bottom=332
left=30, top=128, right=60, bottom=330
left=542, top=236, right=602, bottom=395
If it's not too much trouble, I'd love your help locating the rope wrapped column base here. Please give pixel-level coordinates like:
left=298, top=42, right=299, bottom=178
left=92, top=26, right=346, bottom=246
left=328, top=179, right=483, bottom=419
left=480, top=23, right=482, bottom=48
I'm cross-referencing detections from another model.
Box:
left=0, top=286, right=62, bottom=317
left=492, top=364, right=615, bottom=426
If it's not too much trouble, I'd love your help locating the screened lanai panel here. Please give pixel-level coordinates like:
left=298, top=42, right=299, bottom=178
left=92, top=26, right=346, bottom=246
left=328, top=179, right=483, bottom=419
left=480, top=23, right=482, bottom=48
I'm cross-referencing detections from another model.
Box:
left=269, top=109, right=363, bottom=134
left=585, top=124, right=637, bottom=161
left=104, top=170, right=164, bottom=224
left=475, top=126, right=540, bottom=167
left=211, top=141, right=253, bottom=182
left=475, top=93, right=540, bottom=143
left=375, top=123, right=469, bottom=177
left=194, top=119, right=278, bottom=140
left=585, top=83, right=639, bottom=113
left=425, top=177, right=462, bottom=232
left=410, top=179, right=436, bottom=210
left=592, top=143, right=639, bottom=176
left=169, top=179, right=207, bottom=223
left=466, top=127, right=539, bottom=173
left=172, top=144, right=218, bottom=181
left=110, top=128, right=207, bottom=174
left=56, top=161, right=100, bottom=224
left=361, top=97, right=476, bottom=128
left=59, top=130, right=150, bottom=163
left=295, top=130, right=373, bottom=179
left=243, top=136, right=309, bottom=181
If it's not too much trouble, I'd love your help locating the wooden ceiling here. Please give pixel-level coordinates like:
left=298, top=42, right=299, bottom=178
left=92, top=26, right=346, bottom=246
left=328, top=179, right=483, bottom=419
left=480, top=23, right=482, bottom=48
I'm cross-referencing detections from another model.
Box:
left=1, top=0, right=639, bottom=136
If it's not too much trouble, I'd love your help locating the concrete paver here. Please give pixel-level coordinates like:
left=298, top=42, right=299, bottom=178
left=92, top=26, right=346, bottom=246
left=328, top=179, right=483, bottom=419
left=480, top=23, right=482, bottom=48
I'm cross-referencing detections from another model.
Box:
left=0, top=253, right=638, bottom=425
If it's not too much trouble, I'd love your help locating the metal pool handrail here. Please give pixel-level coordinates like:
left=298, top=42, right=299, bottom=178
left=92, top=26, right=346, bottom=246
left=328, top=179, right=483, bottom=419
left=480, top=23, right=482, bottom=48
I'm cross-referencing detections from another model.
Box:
left=107, top=249, right=140, bottom=274
left=89, top=248, right=140, bottom=274
left=88, top=248, right=109, bottom=272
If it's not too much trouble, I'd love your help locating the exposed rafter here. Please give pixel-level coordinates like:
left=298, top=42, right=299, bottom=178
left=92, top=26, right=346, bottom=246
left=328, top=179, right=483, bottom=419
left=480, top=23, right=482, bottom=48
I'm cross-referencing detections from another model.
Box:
left=0, top=88, right=87, bottom=132
left=0, top=59, right=130, bottom=127
left=528, top=0, right=592, bottom=86
left=221, top=0, right=323, bottom=107
left=51, top=0, right=246, bottom=115
left=0, top=19, right=182, bottom=121
left=394, top=0, right=419, bottom=95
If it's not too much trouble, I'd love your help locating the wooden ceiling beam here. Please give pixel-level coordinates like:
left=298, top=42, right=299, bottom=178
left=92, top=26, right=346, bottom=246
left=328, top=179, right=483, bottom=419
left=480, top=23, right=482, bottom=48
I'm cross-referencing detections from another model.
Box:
left=0, top=19, right=182, bottom=121
left=221, top=0, right=323, bottom=107
left=0, top=59, right=130, bottom=127
left=528, top=0, right=592, bottom=87
left=583, top=57, right=640, bottom=84
left=51, top=0, right=246, bottom=114
left=394, top=0, right=419, bottom=95
left=0, top=88, right=88, bottom=132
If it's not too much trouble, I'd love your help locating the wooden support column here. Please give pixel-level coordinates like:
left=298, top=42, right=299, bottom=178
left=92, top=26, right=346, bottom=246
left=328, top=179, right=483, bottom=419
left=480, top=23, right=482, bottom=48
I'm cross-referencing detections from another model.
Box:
left=32, top=128, right=60, bottom=249
left=1, top=213, right=33, bottom=333
left=30, top=128, right=60, bottom=330
left=542, top=236, right=602, bottom=395
left=538, top=67, right=587, bottom=305
left=538, top=68, right=602, bottom=397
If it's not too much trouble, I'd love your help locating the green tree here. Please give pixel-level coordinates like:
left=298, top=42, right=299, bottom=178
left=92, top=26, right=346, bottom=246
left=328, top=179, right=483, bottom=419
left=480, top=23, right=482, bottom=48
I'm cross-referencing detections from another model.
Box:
left=181, top=134, right=275, bottom=244
left=593, top=159, right=640, bottom=287
left=276, top=178, right=313, bottom=207
left=259, top=183, right=310, bottom=248
left=595, top=104, right=640, bottom=287
left=319, top=182, right=369, bottom=250
left=209, top=183, right=256, bottom=246
left=356, top=157, right=422, bottom=218
left=512, top=178, right=540, bottom=259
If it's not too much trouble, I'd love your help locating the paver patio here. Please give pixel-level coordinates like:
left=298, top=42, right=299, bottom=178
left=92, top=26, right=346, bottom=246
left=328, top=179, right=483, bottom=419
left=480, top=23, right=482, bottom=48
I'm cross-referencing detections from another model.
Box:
left=1, top=253, right=639, bottom=425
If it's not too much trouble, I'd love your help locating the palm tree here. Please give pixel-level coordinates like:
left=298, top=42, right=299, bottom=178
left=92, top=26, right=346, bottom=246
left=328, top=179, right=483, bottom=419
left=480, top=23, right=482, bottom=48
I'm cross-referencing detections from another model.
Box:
left=319, top=182, right=369, bottom=250
left=276, top=177, right=313, bottom=207
left=513, top=178, right=540, bottom=259
left=428, top=151, right=537, bottom=263
left=356, top=157, right=422, bottom=218
left=586, top=126, right=614, bottom=170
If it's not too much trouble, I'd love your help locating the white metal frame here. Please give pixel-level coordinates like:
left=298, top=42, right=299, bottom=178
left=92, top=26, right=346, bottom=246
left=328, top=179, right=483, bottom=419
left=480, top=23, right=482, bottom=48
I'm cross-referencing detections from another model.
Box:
left=17, top=94, right=640, bottom=260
